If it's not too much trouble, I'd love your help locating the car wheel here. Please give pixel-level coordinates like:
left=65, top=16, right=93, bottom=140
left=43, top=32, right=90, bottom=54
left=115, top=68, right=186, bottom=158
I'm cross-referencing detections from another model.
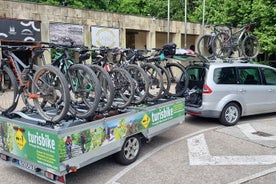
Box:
left=115, top=135, right=141, bottom=165
left=219, top=102, right=240, bottom=126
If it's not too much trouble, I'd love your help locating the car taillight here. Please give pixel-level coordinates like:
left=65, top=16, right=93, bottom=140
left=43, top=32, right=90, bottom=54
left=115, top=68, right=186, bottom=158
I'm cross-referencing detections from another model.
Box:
left=203, top=84, right=212, bottom=94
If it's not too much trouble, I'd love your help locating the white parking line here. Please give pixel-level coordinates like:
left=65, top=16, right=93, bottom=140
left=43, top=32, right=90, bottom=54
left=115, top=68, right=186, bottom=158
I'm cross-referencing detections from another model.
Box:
left=227, top=167, right=276, bottom=184
left=188, top=134, right=276, bottom=165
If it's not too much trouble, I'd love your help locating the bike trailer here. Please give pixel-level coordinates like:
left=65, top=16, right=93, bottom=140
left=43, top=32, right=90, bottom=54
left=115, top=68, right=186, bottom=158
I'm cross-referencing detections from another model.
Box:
left=0, top=98, right=185, bottom=184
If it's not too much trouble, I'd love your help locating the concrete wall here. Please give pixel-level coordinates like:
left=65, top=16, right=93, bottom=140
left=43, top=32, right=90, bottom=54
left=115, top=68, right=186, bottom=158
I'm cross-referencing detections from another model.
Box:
left=0, top=0, right=202, bottom=49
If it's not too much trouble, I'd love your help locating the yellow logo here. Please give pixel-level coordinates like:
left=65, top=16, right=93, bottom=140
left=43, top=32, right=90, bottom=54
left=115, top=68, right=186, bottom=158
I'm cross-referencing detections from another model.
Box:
left=141, top=114, right=150, bottom=128
left=14, top=130, right=26, bottom=151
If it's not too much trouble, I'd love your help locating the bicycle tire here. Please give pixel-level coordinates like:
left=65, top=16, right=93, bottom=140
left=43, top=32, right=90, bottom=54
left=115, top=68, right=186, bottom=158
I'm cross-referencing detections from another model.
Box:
left=124, top=64, right=149, bottom=105
left=89, top=64, right=115, bottom=113
left=0, top=65, right=18, bottom=113
left=241, top=35, right=260, bottom=59
left=197, top=34, right=214, bottom=57
left=141, top=63, right=163, bottom=102
left=20, top=64, right=40, bottom=110
left=32, top=64, right=70, bottom=123
left=67, top=64, right=101, bottom=119
left=165, top=62, right=188, bottom=97
left=212, top=32, right=231, bottom=59
left=156, top=64, right=171, bottom=98
left=109, top=67, right=135, bottom=109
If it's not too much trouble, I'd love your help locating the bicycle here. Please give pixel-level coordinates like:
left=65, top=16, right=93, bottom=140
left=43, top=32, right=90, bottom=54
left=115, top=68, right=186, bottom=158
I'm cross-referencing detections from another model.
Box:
left=135, top=49, right=171, bottom=98
left=40, top=42, right=101, bottom=119
left=197, top=24, right=227, bottom=58
left=0, top=45, right=70, bottom=123
left=149, top=43, right=189, bottom=97
left=77, top=46, right=115, bottom=113
left=125, top=49, right=164, bottom=102
left=212, top=22, right=260, bottom=59
left=111, top=47, right=150, bottom=105
left=91, top=46, right=135, bottom=109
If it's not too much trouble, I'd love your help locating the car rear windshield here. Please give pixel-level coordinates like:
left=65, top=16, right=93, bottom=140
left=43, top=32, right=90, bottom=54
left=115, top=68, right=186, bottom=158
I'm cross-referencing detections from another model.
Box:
left=187, top=67, right=206, bottom=89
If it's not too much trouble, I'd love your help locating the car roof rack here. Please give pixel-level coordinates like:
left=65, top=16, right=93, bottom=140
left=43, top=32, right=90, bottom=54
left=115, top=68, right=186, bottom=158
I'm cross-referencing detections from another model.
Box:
left=223, top=57, right=254, bottom=63
left=188, top=54, right=254, bottom=67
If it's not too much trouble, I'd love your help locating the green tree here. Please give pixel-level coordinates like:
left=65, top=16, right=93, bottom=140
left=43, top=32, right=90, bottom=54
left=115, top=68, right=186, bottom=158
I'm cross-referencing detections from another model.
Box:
left=250, top=0, right=276, bottom=56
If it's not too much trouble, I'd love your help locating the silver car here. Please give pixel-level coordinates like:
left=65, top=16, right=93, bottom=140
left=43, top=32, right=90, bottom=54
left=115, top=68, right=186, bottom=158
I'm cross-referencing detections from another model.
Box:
left=185, top=61, right=276, bottom=126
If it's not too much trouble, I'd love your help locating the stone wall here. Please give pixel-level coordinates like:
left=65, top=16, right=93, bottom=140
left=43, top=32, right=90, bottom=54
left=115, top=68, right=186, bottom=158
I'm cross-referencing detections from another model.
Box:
left=0, top=0, right=202, bottom=48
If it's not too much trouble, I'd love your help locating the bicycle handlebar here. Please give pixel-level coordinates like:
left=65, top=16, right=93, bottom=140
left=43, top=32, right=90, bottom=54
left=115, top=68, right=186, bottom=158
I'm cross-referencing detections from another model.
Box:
left=0, top=45, right=31, bottom=51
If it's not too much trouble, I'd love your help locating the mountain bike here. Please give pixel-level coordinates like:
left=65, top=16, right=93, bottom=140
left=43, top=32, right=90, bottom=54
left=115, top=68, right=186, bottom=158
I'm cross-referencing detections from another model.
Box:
left=40, top=42, right=101, bottom=119
left=197, top=24, right=226, bottom=58
left=0, top=45, right=70, bottom=123
left=77, top=47, right=115, bottom=113
left=91, top=46, right=135, bottom=109
left=149, top=43, right=189, bottom=97
left=212, top=22, right=260, bottom=59
left=125, top=49, right=164, bottom=102
left=111, top=47, right=150, bottom=105
left=134, top=50, right=171, bottom=98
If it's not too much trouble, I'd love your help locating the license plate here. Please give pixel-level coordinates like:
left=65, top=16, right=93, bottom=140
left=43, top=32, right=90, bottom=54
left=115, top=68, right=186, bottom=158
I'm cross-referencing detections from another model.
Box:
left=18, top=160, right=36, bottom=171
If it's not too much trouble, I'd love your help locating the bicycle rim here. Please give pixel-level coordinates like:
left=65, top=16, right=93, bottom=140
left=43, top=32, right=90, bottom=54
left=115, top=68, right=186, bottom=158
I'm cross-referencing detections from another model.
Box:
left=212, top=32, right=231, bottom=59
left=242, top=35, right=260, bottom=58
left=165, top=63, right=188, bottom=97
left=142, top=63, right=163, bottom=102
left=20, top=65, right=40, bottom=110
left=0, top=66, right=18, bottom=112
left=68, top=64, right=101, bottom=119
left=110, top=67, right=134, bottom=109
left=157, top=65, right=171, bottom=98
left=124, top=64, right=149, bottom=105
left=197, top=34, right=214, bottom=57
left=89, top=64, right=115, bottom=113
left=32, top=65, right=70, bottom=123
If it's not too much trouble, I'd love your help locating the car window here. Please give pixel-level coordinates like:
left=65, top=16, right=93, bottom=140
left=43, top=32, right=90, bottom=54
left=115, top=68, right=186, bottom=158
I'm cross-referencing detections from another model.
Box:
left=213, top=67, right=236, bottom=84
left=237, top=67, right=261, bottom=85
left=262, top=67, right=276, bottom=85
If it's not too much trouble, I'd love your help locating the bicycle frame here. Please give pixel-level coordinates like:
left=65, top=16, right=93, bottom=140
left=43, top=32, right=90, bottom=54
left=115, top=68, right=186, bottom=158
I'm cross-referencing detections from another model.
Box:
left=229, top=24, right=252, bottom=46
left=2, top=50, right=38, bottom=99
left=53, top=49, right=93, bottom=93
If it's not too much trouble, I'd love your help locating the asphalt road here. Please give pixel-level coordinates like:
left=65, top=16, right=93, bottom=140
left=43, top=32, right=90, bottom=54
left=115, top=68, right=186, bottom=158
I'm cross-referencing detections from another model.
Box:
left=1, top=113, right=276, bottom=184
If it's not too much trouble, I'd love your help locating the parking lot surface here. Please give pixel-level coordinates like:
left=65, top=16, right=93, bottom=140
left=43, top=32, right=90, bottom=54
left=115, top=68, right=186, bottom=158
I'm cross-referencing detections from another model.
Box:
left=1, top=114, right=276, bottom=184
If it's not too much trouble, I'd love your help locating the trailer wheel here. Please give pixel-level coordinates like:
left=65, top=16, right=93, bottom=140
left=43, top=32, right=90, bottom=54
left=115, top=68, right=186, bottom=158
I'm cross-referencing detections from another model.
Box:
left=115, top=135, right=141, bottom=165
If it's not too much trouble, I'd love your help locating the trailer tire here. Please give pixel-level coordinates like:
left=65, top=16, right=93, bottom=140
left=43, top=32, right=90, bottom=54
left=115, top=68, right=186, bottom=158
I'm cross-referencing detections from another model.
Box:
left=115, top=135, right=141, bottom=165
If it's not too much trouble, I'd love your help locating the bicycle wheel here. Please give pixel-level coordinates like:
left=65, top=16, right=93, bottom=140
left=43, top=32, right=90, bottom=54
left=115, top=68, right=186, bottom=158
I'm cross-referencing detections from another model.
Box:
left=212, top=32, right=231, bottom=59
left=20, top=65, right=40, bottom=110
left=0, top=65, right=18, bottom=113
left=156, top=64, right=171, bottom=98
left=124, top=64, right=149, bottom=105
left=241, top=35, right=260, bottom=58
left=32, top=64, right=70, bottom=123
left=67, top=64, right=101, bottom=119
left=109, top=67, right=135, bottom=109
left=89, top=64, right=115, bottom=113
left=141, top=63, right=163, bottom=102
left=197, top=34, right=214, bottom=57
left=165, top=62, right=188, bottom=97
